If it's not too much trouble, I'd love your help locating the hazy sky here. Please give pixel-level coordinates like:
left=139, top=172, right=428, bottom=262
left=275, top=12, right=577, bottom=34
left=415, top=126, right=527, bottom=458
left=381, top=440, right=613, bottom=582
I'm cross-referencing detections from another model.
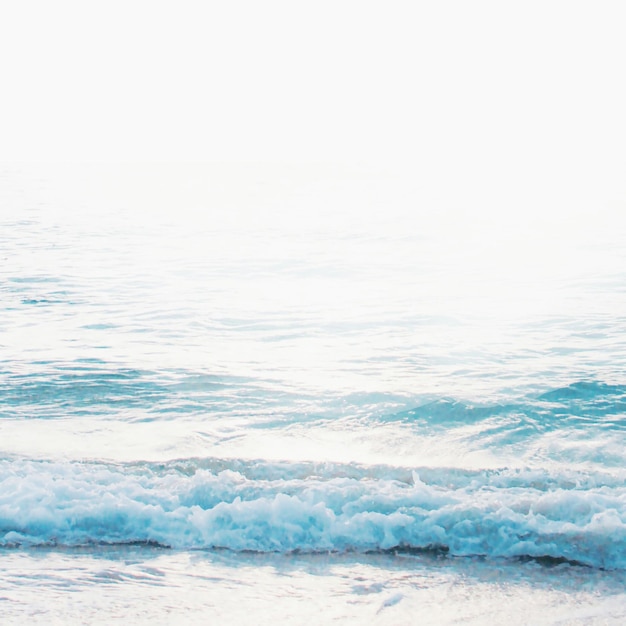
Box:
left=1, top=1, right=625, bottom=217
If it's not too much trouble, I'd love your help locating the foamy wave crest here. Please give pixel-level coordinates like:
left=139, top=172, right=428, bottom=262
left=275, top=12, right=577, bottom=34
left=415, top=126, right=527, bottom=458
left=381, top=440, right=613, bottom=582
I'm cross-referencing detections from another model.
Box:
left=1, top=458, right=625, bottom=569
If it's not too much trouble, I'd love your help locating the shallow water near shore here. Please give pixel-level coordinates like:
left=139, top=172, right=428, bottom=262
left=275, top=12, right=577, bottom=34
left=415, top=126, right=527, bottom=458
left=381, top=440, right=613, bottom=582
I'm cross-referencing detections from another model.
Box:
left=2, top=546, right=626, bottom=625
left=1, top=165, right=626, bottom=623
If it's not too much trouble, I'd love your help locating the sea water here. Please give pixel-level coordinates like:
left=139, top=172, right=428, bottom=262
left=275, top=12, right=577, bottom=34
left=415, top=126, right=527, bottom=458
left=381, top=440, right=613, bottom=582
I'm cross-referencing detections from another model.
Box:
left=1, top=165, right=626, bottom=624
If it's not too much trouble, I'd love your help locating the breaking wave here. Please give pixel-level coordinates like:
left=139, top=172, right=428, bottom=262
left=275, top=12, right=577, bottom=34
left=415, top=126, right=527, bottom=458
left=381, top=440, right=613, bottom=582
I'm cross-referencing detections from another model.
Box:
left=2, top=457, right=624, bottom=569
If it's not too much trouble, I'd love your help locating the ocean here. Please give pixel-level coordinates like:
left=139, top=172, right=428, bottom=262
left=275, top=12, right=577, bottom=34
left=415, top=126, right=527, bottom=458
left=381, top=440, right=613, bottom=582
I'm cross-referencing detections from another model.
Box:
left=1, top=164, right=626, bottom=624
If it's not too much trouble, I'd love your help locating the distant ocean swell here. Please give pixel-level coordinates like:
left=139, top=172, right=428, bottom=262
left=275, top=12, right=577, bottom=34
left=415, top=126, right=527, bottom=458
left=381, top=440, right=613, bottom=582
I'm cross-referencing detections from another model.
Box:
left=1, top=457, right=624, bottom=569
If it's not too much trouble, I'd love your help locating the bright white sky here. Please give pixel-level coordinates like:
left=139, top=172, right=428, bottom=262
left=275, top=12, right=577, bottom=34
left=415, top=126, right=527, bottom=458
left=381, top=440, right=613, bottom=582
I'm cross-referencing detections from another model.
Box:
left=0, top=1, right=625, bottom=220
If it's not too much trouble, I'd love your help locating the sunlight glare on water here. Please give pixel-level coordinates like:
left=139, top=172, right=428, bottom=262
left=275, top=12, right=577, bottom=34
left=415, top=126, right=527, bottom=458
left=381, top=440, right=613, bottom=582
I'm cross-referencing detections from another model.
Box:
left=2, top=163, right=626, bottom=624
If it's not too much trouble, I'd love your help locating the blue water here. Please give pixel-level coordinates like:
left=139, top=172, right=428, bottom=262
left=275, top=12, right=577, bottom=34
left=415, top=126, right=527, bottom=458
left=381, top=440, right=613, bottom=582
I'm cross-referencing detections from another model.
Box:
left=1, top=165, right=626, bottom=623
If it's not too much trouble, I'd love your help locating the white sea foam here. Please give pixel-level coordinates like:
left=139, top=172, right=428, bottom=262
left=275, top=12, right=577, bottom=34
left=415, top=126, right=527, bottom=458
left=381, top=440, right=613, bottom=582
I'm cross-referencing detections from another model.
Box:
left=1, top=458, right=624, bottom=569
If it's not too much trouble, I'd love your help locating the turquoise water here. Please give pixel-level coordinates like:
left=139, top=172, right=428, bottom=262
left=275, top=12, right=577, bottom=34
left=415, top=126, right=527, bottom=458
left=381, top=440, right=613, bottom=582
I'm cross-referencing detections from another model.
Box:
left=1, top=165, right=626, bottom=623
